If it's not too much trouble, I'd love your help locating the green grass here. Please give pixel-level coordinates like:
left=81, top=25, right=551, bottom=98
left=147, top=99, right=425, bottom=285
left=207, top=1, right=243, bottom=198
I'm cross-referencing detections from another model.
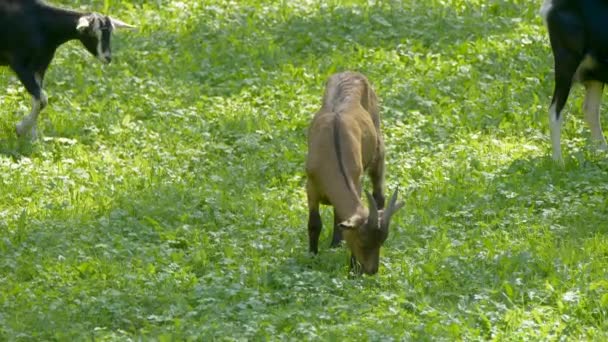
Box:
left=2, top=0, right=608, bottom=340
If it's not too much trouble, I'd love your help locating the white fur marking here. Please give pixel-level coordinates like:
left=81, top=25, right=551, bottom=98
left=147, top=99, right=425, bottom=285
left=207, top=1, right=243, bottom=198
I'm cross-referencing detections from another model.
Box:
left=540, top=0, right=553, bottom=24
left=574, top=55, right=597, bottom=83
left=15, top=94, right=46, bottom=138
left=76, top=16, right=90, bottom=31
left=91, top=19, right=112, bottom=63
left=40, top=90, right=48, bottom=108
left=96, top=43, right=105, bottom=62
left=92, top=19, right=106, bottom=62
left=549, top=103, right=563, bottom=161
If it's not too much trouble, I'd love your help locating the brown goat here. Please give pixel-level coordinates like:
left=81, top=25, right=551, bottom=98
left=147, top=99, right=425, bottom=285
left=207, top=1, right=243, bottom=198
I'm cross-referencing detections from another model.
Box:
left=305, top=71, right=403, bottom=275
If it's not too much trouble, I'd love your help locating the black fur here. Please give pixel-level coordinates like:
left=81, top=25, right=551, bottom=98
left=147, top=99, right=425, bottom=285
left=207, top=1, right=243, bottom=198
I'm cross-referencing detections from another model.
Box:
left=0, top=0, right=114, bottom=135
left=545, top=0, right=608, bottom=120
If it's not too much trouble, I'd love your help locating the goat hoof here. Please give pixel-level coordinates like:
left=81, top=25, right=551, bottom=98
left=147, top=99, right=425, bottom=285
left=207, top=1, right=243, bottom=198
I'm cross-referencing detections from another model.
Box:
left=15, top=123, right=25, bottom=136
left=15, top=123, right=37, bottom=139
left=551, top=156, right=565, bottom=167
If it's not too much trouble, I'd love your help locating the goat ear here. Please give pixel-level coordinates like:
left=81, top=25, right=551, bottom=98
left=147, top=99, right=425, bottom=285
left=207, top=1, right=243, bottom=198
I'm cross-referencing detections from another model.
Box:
left=110, top=17, right=136, bottom=29
left=338, top=220, right=356, bottom=230
left=76, top=16, right=90, bottom=32
left=338, top=214, right=365, bottom=230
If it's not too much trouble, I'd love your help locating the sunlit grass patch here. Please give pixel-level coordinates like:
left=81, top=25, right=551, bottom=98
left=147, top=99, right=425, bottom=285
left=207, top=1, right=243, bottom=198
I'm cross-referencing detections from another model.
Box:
left=1, top=0, right=608, bottom=340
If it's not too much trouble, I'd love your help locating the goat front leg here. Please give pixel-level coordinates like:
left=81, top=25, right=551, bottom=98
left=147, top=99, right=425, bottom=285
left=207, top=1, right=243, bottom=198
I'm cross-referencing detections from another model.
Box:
left=12, top=66, right=47, bottom=138
left=307, top=182, right=323, bottom=254
left=549, top=51, right=579, bottom=162
left=583, top=81, right=608, bottom=152
left=329, top=208, right=342, bottom=248
left=308, top=207, right=322, bottom=254
left=16, top=92, right=48, bottom=138
left=349, top=254, right=362, bottom=275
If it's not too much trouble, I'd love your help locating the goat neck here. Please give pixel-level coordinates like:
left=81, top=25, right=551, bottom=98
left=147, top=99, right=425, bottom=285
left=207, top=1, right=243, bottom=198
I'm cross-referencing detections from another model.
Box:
left=38, top=3, right=85, bottom=46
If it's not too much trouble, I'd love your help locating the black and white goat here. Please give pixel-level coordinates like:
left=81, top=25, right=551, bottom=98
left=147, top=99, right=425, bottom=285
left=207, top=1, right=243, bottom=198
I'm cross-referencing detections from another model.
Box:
left=0, top=0, right=134, bottom=138
left=541, top=0, right=608, bottom=161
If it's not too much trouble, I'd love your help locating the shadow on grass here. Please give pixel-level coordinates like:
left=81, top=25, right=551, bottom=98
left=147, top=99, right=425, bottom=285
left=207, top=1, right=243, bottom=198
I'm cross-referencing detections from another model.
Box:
left=496, top=153, right=608, bottom=236
left=267, top=3, right=520, bottom=59
left=0, top=136, right=36, bottom=160
left=422, top=150, right=608, bottom=239
left=3, top=141, right=608, bottom=338
left=381, top=150, right=608, bottom=335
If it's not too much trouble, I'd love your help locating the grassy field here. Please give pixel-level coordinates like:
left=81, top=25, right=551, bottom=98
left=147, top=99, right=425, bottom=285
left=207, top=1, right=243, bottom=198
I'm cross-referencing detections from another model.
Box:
left=2, top=0, right=608, bottom=340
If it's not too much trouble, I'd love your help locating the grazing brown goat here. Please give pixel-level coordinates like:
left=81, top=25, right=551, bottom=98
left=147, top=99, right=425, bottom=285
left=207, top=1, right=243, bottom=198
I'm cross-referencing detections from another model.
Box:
left=306, top=71, right=403, bottom=275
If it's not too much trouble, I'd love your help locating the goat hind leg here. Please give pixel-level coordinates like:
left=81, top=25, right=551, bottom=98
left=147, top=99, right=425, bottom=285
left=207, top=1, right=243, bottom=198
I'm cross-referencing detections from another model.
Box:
left=549, top=62, right=577, bottom=162
left=13, top=67, right=47, bottom=138
left=583, top=81, right=608, bottom=152
left=549, top=102, right=564, bottom=162
left=307, top=182, right=323, bottom=254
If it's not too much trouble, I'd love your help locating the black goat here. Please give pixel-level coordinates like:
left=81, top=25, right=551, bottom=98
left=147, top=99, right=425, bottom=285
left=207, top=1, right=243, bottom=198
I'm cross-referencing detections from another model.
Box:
left=541, top=0, right=608, bottom=161
left=0, top=0, right=134, bottom=138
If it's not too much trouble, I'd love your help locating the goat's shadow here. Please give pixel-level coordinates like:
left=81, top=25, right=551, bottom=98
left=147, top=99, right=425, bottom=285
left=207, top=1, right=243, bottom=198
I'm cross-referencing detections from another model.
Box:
left=0, top=135, right=36, bottom=160
left=496, top=153, right=608, bottom=236
left=400, top=151, right=608, bottom=250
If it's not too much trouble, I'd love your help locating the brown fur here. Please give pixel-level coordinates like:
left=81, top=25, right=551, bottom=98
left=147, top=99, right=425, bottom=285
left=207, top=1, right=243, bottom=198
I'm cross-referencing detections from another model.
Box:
left=305, top=71, right=403, bottom=275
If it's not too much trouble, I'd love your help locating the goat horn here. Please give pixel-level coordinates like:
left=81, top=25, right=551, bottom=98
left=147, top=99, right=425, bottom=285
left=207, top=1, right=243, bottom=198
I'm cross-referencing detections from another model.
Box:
left=382, top=188, right=404, bottom=231
left=110, top=17, right=136, bottom=29
left=365, top=191, right=379, bottom=230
